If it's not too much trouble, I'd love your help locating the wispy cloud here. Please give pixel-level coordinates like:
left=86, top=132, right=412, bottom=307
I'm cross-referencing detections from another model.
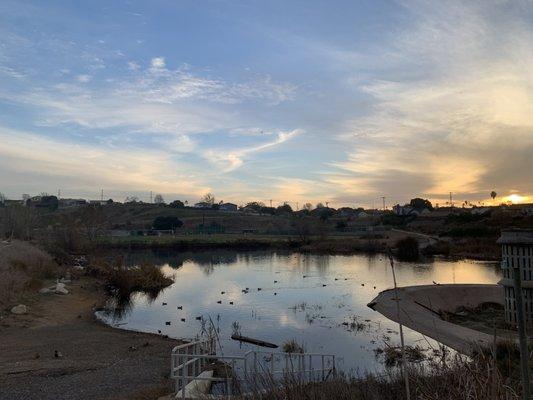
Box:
left=204, top=129, right=303, bottom=172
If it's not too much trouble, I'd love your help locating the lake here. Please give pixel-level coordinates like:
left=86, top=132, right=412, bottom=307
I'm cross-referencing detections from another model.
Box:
left=97, top=250, right=501, bottom=372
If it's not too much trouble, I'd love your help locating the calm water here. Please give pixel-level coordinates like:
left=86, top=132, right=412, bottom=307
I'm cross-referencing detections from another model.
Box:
left=97, top=250, right=501, bottom=372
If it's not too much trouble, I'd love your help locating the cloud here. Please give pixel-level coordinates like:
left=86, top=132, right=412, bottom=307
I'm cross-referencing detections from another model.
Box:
left=204, top=129, right=303, bottom=172
left=127, top=61, right=140, bottom=70
left=328, top=0, right=533, bottom=205
left=76, top=74, right=91, bottom=83
left=0, top=126, right=210, bottom=196
left=150, top=57, right=166, bottom=69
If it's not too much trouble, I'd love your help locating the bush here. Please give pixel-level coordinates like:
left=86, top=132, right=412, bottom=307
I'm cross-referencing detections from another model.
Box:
left=0, top=241, right=60, bottom=308
left=89, top=258, right=174, bottom=299
left=153, top=216, right=183, bottom=230
left=395, top=237, right=419, bottom=260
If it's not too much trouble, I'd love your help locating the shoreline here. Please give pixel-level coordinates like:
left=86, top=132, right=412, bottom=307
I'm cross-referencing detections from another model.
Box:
left=96, top=233, right=501, bottom=261
left=0, top=276, right=178, bottom=400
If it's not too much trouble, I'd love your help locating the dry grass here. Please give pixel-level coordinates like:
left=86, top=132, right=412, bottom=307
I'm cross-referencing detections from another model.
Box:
left=234, top=353, right=519, bottom=400
left=282, top=339, right=305, bottom=354
left=88, top=257, right=174, bottom=298
left=0, top=240, right=60, bottom=308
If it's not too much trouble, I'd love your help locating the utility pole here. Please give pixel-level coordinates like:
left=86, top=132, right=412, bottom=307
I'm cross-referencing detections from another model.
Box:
left=150, top=191, right=153, bottom=204
left=513, top=265, right=530, bottom=400
left=449, top=192, right=453, bottom=208
left=100, top=189, right=104, bottom=201
left=382, top=196, right=386, bottom=211
left=57, top=189, right=61, bottom=199
left=269, top=199, right=272, bottom=208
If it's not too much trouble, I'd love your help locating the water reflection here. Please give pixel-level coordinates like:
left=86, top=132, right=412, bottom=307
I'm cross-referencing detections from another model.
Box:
left=97, top=250, right=501, bottom=372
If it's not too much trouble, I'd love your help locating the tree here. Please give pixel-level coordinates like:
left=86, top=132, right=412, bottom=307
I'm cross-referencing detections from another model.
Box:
left=169, top=200, right=185, bottom=209
left=303, top=203, right=313, bottom=211
left=154, top=194, right=165, bottom=204
left=276, top=203, right=293, bottom=215
left=125, top=196, right=139, bottom=203
left=409, top=198, right=433, bottom=211
left=490, top=191, right=497, bottom=200
left=316, top=202, right=325, bottom=209
left=153, top=216, right=183, bottom=230
left=201, top=193, right=215, bottom=206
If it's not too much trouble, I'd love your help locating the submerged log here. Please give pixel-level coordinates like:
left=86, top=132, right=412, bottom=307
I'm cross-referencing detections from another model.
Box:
left=231, top=334, right=278, bottom=348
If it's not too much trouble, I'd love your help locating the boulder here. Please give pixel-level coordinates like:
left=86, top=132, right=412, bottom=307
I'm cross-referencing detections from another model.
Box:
left=11, top=304, right=28, bottom=315
left=55, top=282, right=69, bottom=295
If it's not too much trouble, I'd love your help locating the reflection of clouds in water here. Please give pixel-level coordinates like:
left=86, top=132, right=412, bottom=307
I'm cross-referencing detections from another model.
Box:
left=99, top=251, right=501, bottom=371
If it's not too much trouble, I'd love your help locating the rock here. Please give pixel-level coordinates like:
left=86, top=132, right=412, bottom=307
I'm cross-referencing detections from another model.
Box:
left=55, top=283, right=69, bottom=295
left=39, top=288, right=52, bottom=294
left=11, top=304, right=28, bottom=315
left=59, top=278, right=72, bottom=284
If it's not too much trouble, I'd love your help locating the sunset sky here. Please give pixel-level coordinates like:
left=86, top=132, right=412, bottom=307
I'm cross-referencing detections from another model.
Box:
left=0, top=0, right=532, bottom=207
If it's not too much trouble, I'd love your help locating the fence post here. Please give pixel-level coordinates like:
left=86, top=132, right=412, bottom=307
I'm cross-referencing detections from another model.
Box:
left=389, top=252, right=411, bottom=400
left=513, top=265, right=530, bottom=400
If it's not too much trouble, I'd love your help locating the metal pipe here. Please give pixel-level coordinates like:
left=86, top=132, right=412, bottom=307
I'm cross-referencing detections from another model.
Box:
left=513, top=265, right=531, bottom=400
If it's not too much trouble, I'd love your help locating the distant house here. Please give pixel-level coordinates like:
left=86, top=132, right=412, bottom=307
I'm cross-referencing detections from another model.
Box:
left=1, top=199, right=24, bottom=207
left=89, top=199, right=112, bottom=206
left=470, top=207, right=491, bottom=216
left=59, top=198, right=87, bottom=209
left=219, top=202, right=238, bottom=212
left=393, top=204, right=431, bottom=217
left=193, top=202, right=212, bottom=209
left=337, top=207, right=357, bottom=217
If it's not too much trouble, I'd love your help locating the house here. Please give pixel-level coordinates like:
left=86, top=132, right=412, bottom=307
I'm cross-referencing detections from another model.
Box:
left=393, top=204, right=431, bottom=217
left=470, top=207, right=491, bottom=216
left=0, top=199, right=24, bottom=207
left=193, top=202, right=212, bottom=209
left=89, top=199, right=112, bottom=206
left=59, top=198, right=87, bottom=209
left=219, top=202, right=238, bottom=212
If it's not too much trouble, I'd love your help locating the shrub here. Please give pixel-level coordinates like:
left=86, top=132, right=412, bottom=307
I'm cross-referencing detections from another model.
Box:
left=89, top=258, right=173, bottom=299
left=0, top=241, right=60, bottom=308
left=282, top=339, right=304, bottom=354
left=395, top=237, right=419, bottom=260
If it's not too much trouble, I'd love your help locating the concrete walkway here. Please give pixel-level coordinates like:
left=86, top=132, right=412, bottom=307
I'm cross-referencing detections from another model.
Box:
left=368, top=284, right=503, bottom=355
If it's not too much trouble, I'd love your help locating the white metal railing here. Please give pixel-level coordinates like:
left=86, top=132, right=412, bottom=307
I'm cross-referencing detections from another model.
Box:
left=171, top=338, right=336, bottom=399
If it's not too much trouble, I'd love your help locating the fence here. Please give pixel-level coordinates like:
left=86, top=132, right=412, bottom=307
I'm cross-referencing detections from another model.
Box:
left=170, top=338, right=336, bottom=399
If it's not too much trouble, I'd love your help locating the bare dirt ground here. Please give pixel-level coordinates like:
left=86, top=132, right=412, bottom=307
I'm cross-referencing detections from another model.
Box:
left=0, top=277, right=178, bottom=400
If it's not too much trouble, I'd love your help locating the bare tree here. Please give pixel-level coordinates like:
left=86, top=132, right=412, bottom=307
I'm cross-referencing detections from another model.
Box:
left=0, top=204, right=39, bottom=240
left=154, top=194, right=165, bottom=204
left=202, top=193, right=215, bottom=206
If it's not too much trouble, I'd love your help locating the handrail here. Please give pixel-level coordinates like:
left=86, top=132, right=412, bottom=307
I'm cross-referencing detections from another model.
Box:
left=171, top=337, right=336, bottom=398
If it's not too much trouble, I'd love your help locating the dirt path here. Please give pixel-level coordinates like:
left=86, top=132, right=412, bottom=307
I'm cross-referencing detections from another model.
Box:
left=0, top=278, right=178, bottom=400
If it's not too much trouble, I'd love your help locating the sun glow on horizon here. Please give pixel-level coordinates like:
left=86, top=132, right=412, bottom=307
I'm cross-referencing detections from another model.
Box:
left=504, top=194, right=528, bottom=204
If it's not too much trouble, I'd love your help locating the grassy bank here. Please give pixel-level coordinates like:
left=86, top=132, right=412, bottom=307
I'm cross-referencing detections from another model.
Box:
left=96, top=233, right=394, bottom=255
left=235, top=353, right=519, bottom=400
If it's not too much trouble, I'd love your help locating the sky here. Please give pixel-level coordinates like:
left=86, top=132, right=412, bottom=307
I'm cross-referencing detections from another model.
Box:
left=0, top=0, right=532, bottom=207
